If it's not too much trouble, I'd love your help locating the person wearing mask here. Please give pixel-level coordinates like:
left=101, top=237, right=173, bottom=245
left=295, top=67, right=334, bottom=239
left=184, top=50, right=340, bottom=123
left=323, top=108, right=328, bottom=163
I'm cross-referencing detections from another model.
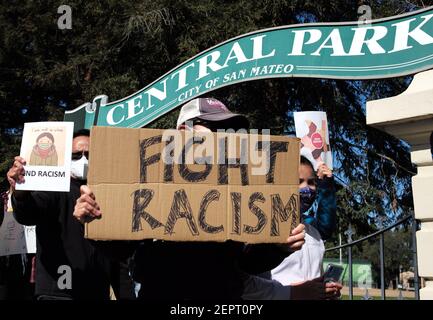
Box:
left=73, top=98, right=307, bottom=300
left=6, top=129, right=135, bottom=300
left=29, top=132, right=58, bottom=166
left=242, top=156, right=342, bottom=299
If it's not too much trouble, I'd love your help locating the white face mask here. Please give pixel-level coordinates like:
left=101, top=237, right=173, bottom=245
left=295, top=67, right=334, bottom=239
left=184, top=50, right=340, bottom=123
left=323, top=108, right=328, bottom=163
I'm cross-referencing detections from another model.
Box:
left=71, top=155, right=88, bottom=180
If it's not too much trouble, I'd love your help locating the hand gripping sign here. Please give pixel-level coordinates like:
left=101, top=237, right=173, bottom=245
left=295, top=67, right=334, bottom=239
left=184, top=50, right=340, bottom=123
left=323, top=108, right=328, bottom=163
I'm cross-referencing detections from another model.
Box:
left=85, top=127, right=300, bottom=244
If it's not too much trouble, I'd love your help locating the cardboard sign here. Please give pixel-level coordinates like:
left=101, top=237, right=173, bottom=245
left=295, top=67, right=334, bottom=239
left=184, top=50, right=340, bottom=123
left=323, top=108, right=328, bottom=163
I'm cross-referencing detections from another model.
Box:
left=16, top=122, right=74, bottom=192
left=294, top=112, right=332, bottom=170
left=86, top=127, right=300, bottom=243
left=0, top=195, right=36, bottom=256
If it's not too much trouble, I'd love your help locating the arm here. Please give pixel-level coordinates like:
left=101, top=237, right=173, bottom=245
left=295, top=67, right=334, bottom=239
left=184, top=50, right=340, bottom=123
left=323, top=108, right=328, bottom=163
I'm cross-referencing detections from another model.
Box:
left=240, top=224, right=306, bottom=274
left=12, top=190, right=55, bottom=225
left=240, top=244, right=291, bottom=275
left=73, top=185, right=102, bottom=223
left=304, top=174, right=337, bottom=240
left=242, top=274, right=291, bottom=300
left=310, top=176, right=336, bottom=240
left=7, top=155, right=55, bottom=225
left=242, top=274, right=340, bottom=300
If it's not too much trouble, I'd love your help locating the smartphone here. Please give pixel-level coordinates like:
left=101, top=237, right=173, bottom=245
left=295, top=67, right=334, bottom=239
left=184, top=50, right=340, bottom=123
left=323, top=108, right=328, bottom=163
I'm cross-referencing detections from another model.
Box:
left=323, top=264, right=344, bottom=283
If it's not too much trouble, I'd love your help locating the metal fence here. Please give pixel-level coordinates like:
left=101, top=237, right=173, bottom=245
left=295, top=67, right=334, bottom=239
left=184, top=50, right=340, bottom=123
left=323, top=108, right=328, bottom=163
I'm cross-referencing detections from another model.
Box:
left=325, top=212, right=420, bottom=300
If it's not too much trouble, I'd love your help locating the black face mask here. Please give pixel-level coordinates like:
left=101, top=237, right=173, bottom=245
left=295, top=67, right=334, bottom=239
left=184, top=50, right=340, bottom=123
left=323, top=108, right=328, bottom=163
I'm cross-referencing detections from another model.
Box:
left=299, top=186, right=316, bottom=213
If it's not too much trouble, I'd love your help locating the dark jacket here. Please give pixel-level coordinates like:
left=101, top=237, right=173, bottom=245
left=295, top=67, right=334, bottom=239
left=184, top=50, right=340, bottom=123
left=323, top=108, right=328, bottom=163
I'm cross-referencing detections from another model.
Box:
left=12, top=179, right=135, bottom=300
left=302, top=176, right=337, bottom=240
left=133, top=239, right=290, bottom=300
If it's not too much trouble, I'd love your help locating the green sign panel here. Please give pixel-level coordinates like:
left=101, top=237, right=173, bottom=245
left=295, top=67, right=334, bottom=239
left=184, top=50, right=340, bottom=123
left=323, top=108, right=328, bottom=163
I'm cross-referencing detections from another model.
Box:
left=65, top=6, right=433, bottom=129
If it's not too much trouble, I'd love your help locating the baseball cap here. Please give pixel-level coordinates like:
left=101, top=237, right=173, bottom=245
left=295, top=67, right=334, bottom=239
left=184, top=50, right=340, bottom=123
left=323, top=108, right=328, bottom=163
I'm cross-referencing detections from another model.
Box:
left=176, top=98, right=249, bottom=130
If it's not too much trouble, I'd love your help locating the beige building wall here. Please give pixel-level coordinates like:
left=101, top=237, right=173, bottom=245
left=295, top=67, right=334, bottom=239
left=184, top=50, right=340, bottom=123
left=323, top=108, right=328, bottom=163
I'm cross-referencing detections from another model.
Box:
left=367, top=70, right=433, bottom=300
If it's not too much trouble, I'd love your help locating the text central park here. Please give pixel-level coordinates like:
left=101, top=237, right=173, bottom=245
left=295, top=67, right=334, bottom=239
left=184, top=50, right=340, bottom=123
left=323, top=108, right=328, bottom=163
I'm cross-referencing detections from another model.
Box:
left=104, top=13, right=433, bottom=125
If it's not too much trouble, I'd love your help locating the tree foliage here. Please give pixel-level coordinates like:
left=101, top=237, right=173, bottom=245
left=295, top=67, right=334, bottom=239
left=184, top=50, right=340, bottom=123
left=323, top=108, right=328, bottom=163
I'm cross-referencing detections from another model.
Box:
left=1, top=0, right=431, bottom=240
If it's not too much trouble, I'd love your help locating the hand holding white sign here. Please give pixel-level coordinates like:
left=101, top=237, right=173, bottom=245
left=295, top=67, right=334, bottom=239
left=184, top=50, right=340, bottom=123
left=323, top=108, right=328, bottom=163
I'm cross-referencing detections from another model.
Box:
left=284, top=223, right=306, bottom=252
left=7, top=156, right=27, bottom=190
left=73, top=185, right=102, bottom=224
left=316, top=162, right=333, bottom=179
left=15, top=122, right=74, bottom=192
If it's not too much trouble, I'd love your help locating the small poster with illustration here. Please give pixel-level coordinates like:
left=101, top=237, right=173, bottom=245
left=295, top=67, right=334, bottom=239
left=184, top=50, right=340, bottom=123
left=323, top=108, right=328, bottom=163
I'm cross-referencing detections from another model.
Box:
left=294, top=112, right=333, bottom=170
left=16, top=122, right=74, bottom=192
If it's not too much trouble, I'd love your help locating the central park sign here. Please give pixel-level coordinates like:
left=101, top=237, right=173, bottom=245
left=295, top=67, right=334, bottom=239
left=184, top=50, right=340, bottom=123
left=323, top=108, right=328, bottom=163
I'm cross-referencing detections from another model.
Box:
left=64, top=6, right=433, bottom=129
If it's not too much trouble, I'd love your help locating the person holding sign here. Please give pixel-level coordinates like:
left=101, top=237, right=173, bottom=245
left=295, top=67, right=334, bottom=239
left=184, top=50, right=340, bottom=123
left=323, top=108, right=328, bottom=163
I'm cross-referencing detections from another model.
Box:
left=268, top=112, right=340, bottom=299
left=273, top=156, right=341, bottom=295
left=6, top=129, right=135, bottom=300
left=74, top=98, right=306, bottom=300
left=242, top=156, right=342, bottom=299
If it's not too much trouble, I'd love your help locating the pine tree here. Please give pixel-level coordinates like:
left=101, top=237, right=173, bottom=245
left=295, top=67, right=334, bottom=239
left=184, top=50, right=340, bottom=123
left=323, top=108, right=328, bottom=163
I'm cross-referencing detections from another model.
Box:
left=1, top=0, right=431, bottom=239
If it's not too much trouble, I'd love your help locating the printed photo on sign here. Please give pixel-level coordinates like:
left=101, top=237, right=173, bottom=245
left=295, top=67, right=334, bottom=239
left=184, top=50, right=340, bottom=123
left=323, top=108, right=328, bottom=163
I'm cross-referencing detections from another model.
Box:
left=294, top=111, right=333, bottom=170
left=16, top=121, right=74, bottom=192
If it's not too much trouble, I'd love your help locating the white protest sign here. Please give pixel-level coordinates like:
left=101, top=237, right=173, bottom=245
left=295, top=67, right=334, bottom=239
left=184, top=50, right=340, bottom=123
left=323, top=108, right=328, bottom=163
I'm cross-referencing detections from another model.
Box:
left=16, top=122, right=74, bottom=192
left=294, top=112, right=333, bottom=170
left=0, top=195, right=36, bottom=256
